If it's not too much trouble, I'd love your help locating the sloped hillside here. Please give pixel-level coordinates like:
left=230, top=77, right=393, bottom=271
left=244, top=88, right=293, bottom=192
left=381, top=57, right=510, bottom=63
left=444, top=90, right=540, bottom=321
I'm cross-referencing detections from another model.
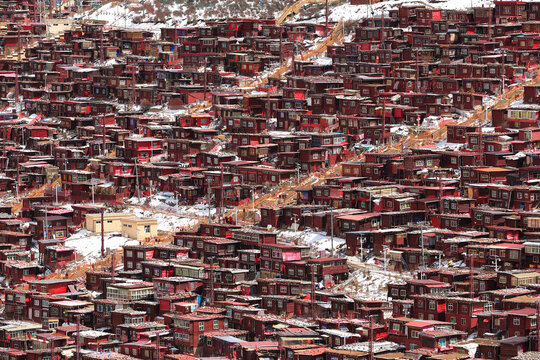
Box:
left=80, top=0, right=294, bottom=30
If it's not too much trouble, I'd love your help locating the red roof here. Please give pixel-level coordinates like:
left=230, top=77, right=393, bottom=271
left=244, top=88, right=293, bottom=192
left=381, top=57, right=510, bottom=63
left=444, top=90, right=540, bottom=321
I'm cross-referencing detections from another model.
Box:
left=405, top=320, right=447, bottom=328
left=491, top=243, right=525, bottom=249
left=507, top=307, right=537, bottom=316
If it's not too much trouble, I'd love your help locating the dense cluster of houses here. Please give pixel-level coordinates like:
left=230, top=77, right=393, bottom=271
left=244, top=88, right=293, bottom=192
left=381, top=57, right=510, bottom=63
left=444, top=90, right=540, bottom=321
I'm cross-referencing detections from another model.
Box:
left=0, top=0, right=539, bottom=359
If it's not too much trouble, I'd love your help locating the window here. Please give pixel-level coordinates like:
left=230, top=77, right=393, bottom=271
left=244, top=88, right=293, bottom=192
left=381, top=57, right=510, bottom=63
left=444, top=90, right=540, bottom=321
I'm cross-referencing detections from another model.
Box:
left=144, top=225, right=151, bottom=233
left=513, top=318, right=521, bottom=326
left=199, top=322, right=205, bottom=331
left=411, top=330, right=419, bottom=338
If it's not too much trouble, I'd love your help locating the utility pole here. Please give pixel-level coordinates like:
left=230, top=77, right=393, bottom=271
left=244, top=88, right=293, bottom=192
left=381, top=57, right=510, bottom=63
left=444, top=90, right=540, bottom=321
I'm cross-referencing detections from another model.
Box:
left=100, top=26, right=105, bottom=64
left=311, top=263, right=316, bottom=320
left=76, top=314, right=81, bottom=360
left=369, top=316, right=374, bottom=360
left=2, top=126, right=6, bottom=160
left=111, top=252, right=116, bottom=283
left=381, top=98, right=386, bottom=145
left=16, top=155, right=19, bottom=199
left=325, top=0, right=329, bottom=37
left=220, top=166, right=224, bottom=222
left=292, top=41, right=296, bottom=76
left=135, top=160, right=140, bottom=200
left=501, top=48, right=506, bottom=93
left=383, top=246, right=388, bottom=272
left=44, top=204, right=48, bottom=242
left=488, top=7, right=492, bottom=41
left=17, top=26, right=20, bottom=63
left=279, top=27, right=284, bottom=66
left=155, top=331, right=161, bottom=360
left=207, top=179, right=211, bottom=222
left=209, top=257, right=214, bottom=306
left=102, top=116, right=107, bottom=156
left=101, top=207, right=105, bottom=257
left=359, top=234, right=365, bottom=261
left=203, top=57, right=208, bottom=103
left=131, top=66, right=137, bottom=108
left=439, top=175, right=444, bottom=213
left=470, top=255, right=475, bottom=298
left=380, top=7, right=385, bottom=49
left=266, top=87, right=271, bottom=120
left=420, top=223, right=425, bottom=279
left=252, top=188, right=255, bottom=215
left=415, top=49, right=420, bottom=92
left=330, top=208, right=334, bottom=257
left=15, top=26, right=21, bottom=112
left=51, top=332, right=55, bottom=360
left=537, top=301, right=540, bottom=352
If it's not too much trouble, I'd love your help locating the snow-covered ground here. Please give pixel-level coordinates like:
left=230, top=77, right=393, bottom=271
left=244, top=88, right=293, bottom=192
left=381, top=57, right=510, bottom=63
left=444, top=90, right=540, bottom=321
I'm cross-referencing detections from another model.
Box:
left=276, top=227, right=413, bottom=298
left=275, top=229, right=411, bottom=299
left=81, top=0, right=494, bottom=33
left=278, top=229, right=346, bottom=255
left=130, top=207, right=198, bottom=232
left=80, top=0, right=293, bottom=31
left=127, top=193, right=217, bottom=219
left=328, top=0, right=494, bottom=22
left=64, top=192, right=207, bottom=260
left=126, top=193, right=218, bottom=232
left=333, top=266, right=412, bottom=299
left=64, top=229, right=138, bottom=261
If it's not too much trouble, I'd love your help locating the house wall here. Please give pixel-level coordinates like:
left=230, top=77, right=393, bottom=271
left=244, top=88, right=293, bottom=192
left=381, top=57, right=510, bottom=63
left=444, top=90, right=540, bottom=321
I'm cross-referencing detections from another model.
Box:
left=85, top=213, right=130, bottom=232
left=121, top=218, right=158, bottom=240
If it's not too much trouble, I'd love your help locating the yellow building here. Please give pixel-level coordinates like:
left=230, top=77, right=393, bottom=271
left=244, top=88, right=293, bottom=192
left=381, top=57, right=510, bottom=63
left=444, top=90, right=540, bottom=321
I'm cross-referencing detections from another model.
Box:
left=85, top=213, right=131, bottom=233
left=85, top=213, right=158, bottom=240
left=121, top=217, right=158, bottom=241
